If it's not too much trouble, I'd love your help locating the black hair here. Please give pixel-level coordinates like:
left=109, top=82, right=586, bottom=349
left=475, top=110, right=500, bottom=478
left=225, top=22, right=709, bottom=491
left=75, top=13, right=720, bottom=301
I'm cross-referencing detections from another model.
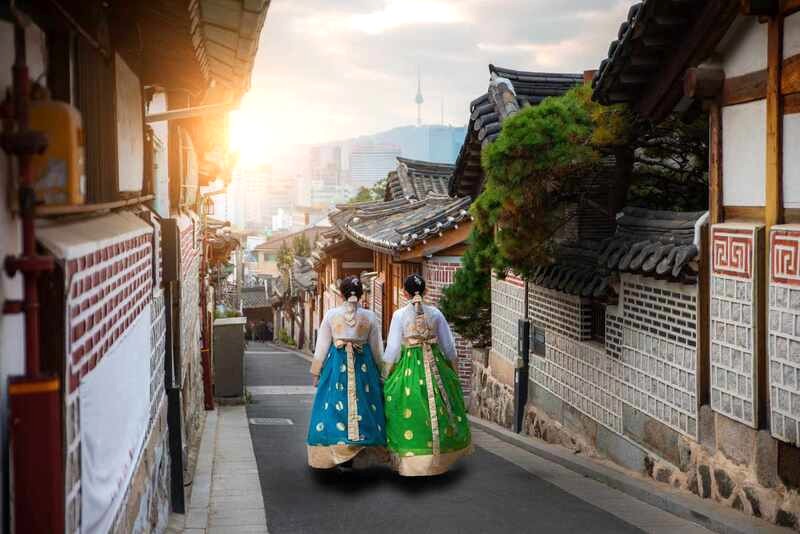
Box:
left=404, top=273, right=426, bottom=296
left=340, top=275, right=363, bottom=299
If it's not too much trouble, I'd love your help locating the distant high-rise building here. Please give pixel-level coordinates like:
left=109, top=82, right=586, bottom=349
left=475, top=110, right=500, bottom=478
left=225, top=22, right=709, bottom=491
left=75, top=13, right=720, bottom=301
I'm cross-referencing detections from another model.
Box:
left=348, top=143, right=401, bottom=188
left=310, top=144, right=342, bottom=185
left=415, top=67, right=424, bottom=127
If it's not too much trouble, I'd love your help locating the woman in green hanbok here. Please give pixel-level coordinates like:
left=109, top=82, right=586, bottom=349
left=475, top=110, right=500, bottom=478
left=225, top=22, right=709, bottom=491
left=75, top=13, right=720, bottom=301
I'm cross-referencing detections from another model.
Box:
left=382, top=274, right=472, bottom=476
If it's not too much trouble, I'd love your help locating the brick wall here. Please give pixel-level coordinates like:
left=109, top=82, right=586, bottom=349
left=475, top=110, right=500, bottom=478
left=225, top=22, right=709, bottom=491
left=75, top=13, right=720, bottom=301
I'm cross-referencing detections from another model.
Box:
left=491, top=272, right=526, bottom=364
left=423, top=259, right=472, bottom=393
left=39, top=211, right=172, bottom=533
left=529, top=284, right=591, bottom=341
left=178, top=215, right=205, bottom=462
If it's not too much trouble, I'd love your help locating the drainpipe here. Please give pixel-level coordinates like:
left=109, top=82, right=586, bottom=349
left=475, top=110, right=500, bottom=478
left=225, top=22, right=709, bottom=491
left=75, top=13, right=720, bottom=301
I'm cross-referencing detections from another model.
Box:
left=1, top=21, right=62, bottom=534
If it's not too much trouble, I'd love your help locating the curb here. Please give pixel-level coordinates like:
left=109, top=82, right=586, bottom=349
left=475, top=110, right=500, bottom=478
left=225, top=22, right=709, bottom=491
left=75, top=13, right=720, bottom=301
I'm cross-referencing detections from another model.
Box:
left=469, top=415, right=791, bottom=534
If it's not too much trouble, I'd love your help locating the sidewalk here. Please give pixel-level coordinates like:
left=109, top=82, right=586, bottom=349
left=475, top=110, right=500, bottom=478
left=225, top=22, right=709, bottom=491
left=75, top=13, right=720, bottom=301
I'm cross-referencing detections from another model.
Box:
left=167, top=406, right=268, bottom=534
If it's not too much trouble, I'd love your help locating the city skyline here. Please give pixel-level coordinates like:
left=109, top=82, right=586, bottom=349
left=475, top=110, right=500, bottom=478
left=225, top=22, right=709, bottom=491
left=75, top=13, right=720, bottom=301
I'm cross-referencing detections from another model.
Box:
left=229, top=0, right=634, bottom=168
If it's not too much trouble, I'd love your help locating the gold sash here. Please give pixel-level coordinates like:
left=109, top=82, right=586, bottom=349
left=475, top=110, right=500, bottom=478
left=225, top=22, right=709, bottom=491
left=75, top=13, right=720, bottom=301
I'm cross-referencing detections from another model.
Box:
left=403, top=335, right=455, bottom=456
left=334, top=338, right=364, bottom=442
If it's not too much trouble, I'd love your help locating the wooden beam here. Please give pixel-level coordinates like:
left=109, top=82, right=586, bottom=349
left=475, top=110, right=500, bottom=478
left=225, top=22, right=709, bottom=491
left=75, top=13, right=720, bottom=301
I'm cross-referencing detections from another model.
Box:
left=709, top=102, right=724, bottom=224
left=722, top=69, right=767, bottom=105
left=639, top=0, right=740, bottom=122
left=785, top=92, right=800, bottom=114
left=781, top=53, right=800, bottom=95
left=723, top=206, right=766, bottom=221
left=740, top=0, right=779, bottom=15
left=766, top=15, right=783, bottom=228
left=783, top=0, right=800, bottom=15
left=396, top=222, right=473, bottom=262
left=684, top=67, right=725, bottom=99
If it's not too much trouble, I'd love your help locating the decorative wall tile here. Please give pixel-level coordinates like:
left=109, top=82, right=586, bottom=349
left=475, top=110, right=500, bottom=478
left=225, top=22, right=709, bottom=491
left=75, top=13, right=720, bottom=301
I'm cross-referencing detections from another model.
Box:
left=769, top=225, right=800, bottom=446
left=710, top=223, right=761, bottom=428
left=491, top=273, right=527, bottom=362
left=532, top=331, right=624, bottom=433
left=619, top=275, right=699, bottom=439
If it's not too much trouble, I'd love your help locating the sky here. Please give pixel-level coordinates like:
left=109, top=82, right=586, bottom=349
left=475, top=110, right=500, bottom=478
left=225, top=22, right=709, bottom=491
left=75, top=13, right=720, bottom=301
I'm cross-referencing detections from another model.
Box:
left=229, top=0, right=634, bottom=168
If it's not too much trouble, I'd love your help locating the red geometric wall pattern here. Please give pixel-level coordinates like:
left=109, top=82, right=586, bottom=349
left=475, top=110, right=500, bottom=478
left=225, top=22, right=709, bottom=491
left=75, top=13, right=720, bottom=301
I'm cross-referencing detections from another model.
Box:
left=771, top=228, right=800, bottom=287
left=712, top=227, right=753, bottom=279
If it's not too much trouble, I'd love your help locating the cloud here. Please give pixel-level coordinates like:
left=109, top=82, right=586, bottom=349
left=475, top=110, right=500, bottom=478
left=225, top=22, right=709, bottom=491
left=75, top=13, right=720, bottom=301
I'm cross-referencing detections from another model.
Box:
left=237, top=0, right=635, bottom=167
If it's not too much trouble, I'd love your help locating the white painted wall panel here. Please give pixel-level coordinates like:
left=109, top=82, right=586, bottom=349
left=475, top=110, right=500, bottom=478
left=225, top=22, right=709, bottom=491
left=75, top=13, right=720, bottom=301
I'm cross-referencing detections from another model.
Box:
left=81, top=308, right=151, bottom=534
left=148, top=93, right=170, bottom=217
left=784, top=114, right=800, bottom=208
left=785, top=12, right=800, bottom=58
left=719, top=16, right=767, bottom=77
left=115, top=54, right=144, bottom=192
left=723, top=100, right=766, bottom=207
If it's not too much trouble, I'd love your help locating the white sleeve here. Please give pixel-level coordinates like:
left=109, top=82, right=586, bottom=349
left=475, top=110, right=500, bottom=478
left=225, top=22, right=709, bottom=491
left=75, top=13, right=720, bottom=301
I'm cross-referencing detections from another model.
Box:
left=382, top=309, right=404, bottom=364
left=434, top=308, right=457, bottom=361
left=368, top=312, right=384, bottom=363
left=311, top=310, right=333, bottom=375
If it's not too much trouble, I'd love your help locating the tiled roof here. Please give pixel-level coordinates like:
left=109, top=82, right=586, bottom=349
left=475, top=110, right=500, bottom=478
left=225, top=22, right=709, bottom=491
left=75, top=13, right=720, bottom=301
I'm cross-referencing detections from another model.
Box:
left=591, top=1, right=739, bottom=120
left=450, top=65, right=583, bottom=198
left=330, top=194, right=472, bottom=254
left=385, top=157, right=454, bottom=201
left=530, top=208, right=707, bottom=297
left=241, top=286, right=268, bottom=309
left=292, top=256, right=317, bottom=291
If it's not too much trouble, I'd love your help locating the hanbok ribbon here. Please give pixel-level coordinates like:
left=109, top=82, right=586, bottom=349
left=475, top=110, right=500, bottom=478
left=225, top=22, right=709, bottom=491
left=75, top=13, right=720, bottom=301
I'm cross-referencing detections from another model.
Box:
left=334, top=338, right=363, bottom=442
left=404, top=335, right=454, bottom=456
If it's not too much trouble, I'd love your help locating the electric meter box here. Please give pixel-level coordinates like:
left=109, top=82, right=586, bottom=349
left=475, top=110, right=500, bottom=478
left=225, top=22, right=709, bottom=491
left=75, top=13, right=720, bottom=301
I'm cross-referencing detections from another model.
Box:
left=29, top=100, right=85, bottom=206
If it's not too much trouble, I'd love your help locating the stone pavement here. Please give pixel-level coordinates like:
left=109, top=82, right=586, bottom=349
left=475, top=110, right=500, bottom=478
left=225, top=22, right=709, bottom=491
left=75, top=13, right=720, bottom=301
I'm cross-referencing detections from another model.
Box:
left=167, top=405, right=268, bottom=533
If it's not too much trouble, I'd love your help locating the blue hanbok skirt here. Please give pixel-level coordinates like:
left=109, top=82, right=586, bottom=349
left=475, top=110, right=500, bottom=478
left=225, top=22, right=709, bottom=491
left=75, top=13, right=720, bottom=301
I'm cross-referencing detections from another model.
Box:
left=307, top=343, right=386, bottom=468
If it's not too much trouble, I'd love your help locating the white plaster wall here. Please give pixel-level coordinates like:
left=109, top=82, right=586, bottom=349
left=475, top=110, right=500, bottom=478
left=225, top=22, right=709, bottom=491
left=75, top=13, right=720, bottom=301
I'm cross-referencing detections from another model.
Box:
left=718, top=16, right=767, bottom=77
left=115, top=54, right=144, bottom=193
left=784, top=11, right=800, bottom=58
left=722, top=100, right=766, bottom=207
left=0, top=20, right=47, bottom=530
left=148, top=92, right=170, bottom=218
left=784, top=114, right=800, bottom=208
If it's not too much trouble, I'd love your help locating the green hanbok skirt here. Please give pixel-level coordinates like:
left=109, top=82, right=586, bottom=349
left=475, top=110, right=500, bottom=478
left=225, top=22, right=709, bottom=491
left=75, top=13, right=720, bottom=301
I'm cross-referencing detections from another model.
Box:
left=383, top=342, right=472, bottom=476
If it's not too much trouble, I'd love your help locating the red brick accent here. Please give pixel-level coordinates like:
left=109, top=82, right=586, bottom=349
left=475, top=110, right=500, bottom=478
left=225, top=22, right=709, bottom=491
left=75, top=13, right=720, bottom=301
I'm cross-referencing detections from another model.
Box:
left=423, top=259, right=472, bottom=394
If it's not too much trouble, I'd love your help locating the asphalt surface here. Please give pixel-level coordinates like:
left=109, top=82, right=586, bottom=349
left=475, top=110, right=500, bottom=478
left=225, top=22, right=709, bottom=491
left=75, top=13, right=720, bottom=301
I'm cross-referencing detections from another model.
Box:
left=245, top=342, right=643, bottom=534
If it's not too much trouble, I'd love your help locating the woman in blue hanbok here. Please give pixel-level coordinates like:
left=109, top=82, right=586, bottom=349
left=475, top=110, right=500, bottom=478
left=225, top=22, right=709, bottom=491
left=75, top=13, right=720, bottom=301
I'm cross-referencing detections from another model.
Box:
left=307, top=276, right=387, bottom=469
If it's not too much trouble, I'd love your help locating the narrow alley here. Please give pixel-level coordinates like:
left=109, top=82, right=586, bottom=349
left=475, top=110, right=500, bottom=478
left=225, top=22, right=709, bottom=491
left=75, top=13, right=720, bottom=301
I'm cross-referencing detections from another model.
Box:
left=239, top=343, right=711, bottom=534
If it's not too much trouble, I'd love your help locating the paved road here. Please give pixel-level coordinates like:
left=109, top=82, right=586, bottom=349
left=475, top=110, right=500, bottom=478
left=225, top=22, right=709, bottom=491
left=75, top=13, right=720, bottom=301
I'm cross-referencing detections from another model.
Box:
left=244, top=342, right=710, bottom=534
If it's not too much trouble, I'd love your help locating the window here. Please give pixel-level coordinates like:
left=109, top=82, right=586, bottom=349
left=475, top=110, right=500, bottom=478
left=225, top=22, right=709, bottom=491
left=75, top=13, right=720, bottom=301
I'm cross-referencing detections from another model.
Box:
left=591, top=301, right=606, bottom=343
left=531, top=324, right=546, bottom=357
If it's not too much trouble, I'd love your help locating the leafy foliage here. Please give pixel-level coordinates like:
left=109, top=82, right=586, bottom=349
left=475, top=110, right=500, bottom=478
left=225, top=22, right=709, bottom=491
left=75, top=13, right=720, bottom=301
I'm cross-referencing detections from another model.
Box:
left=292, top=233, right=311, bottom=257
left=440, top=84, right=708, bottom=343
left=276, top=241, right=293, bottom=277
left=438, top=227, right=495, bottom=347
left=349, top=177, right=387, bottom=203
left=629, top=114, right=708, bottom=211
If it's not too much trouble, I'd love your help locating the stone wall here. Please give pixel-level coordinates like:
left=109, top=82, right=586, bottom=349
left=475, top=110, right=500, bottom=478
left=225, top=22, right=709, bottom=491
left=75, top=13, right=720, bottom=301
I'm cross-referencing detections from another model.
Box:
left=469, top=348, right=514, bottom=428
left=521, top=267, right=800, bottom=530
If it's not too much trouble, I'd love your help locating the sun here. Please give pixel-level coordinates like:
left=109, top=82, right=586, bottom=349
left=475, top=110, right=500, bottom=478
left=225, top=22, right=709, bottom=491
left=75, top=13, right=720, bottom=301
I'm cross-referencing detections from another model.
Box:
left=229, top=108, right=271, bottom=169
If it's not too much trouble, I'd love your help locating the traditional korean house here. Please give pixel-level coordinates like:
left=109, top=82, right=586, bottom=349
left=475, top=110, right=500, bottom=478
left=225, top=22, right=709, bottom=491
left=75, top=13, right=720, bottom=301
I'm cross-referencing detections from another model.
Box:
left=574, top=1, right=800, bottom=525
left=448, top=66, right=584, bottom=415
left=325, top=157, right=476, bottom=389
left=0, top=1, right=269, bottom=531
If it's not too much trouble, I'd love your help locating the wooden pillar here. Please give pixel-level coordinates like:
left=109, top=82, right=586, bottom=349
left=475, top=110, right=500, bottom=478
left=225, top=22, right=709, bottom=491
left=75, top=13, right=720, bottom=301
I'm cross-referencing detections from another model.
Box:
left=709, top=102, right=724, bottom=224
left=766, top=14, right=783, bottom=228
